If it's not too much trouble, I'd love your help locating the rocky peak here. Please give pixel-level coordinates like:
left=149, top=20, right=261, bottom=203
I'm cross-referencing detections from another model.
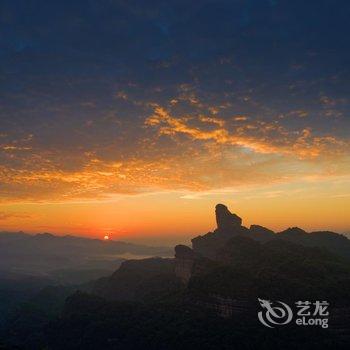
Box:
left=215, top=204, right=242, bottom=230
left=278, top=227, right=307, bottom=236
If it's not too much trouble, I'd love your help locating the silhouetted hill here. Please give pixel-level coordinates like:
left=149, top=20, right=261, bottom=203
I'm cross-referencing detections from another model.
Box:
left=187, top=236, right=350, bottom=301
left=42, top=232, right=350, bottom=350
left=249, top=224, right=275, bottom=241
left=278, top=228, right=350, bottom=259
left=191, top=204, right=350, bottom=260
left=90, top=204, right=350, bottom=310
left=93, top=258, right=182, bottom=302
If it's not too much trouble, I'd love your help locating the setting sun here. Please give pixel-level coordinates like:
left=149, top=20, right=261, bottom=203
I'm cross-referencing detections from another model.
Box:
left=103, top=235, right=110, bottom=241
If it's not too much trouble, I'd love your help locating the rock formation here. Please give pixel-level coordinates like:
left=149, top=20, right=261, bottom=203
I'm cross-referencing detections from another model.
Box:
left=175, top=203, right=350, bottom=283
left=191, top=204, right=249, bottom=259
left=215, top=204, right=242, bottom=230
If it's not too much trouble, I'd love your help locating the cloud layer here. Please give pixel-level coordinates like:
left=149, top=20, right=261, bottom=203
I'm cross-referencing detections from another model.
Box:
left=0, top=0, right=349, bottom=203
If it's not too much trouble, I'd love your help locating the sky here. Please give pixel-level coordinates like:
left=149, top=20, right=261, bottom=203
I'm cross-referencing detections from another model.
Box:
left=0, top=0, right=349, bottom=245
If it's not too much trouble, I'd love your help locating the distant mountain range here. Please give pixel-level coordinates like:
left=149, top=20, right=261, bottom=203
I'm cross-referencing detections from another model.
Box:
left=0, top=231, right=172, bottom=282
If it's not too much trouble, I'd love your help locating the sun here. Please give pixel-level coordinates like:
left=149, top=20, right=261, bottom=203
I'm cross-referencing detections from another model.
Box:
left=103, top=234, right=110, bottom=241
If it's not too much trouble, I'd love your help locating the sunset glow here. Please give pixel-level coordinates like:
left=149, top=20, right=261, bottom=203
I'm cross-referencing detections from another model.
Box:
left=0, top=1, right=349, bottom=245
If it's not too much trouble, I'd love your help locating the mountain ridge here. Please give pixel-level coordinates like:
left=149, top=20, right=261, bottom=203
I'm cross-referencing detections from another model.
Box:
left=191, top=203, right=350, bottom=261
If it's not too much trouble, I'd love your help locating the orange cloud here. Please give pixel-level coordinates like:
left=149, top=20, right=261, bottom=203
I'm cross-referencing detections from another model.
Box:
left=0, top=103, right=349, bottom=204
left=146, top=106, right=348, bottom=159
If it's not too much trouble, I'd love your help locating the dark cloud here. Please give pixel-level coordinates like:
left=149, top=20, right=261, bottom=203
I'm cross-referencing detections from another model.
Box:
left=0, top=0, right=349, bottom=201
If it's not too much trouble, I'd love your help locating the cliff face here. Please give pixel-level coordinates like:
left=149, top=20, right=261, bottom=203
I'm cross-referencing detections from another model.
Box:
left=174, top=245, right=195, bottom=283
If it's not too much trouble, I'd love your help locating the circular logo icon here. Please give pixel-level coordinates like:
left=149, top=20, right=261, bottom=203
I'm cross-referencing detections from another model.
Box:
left=258, top=298, right=293, bottom=328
